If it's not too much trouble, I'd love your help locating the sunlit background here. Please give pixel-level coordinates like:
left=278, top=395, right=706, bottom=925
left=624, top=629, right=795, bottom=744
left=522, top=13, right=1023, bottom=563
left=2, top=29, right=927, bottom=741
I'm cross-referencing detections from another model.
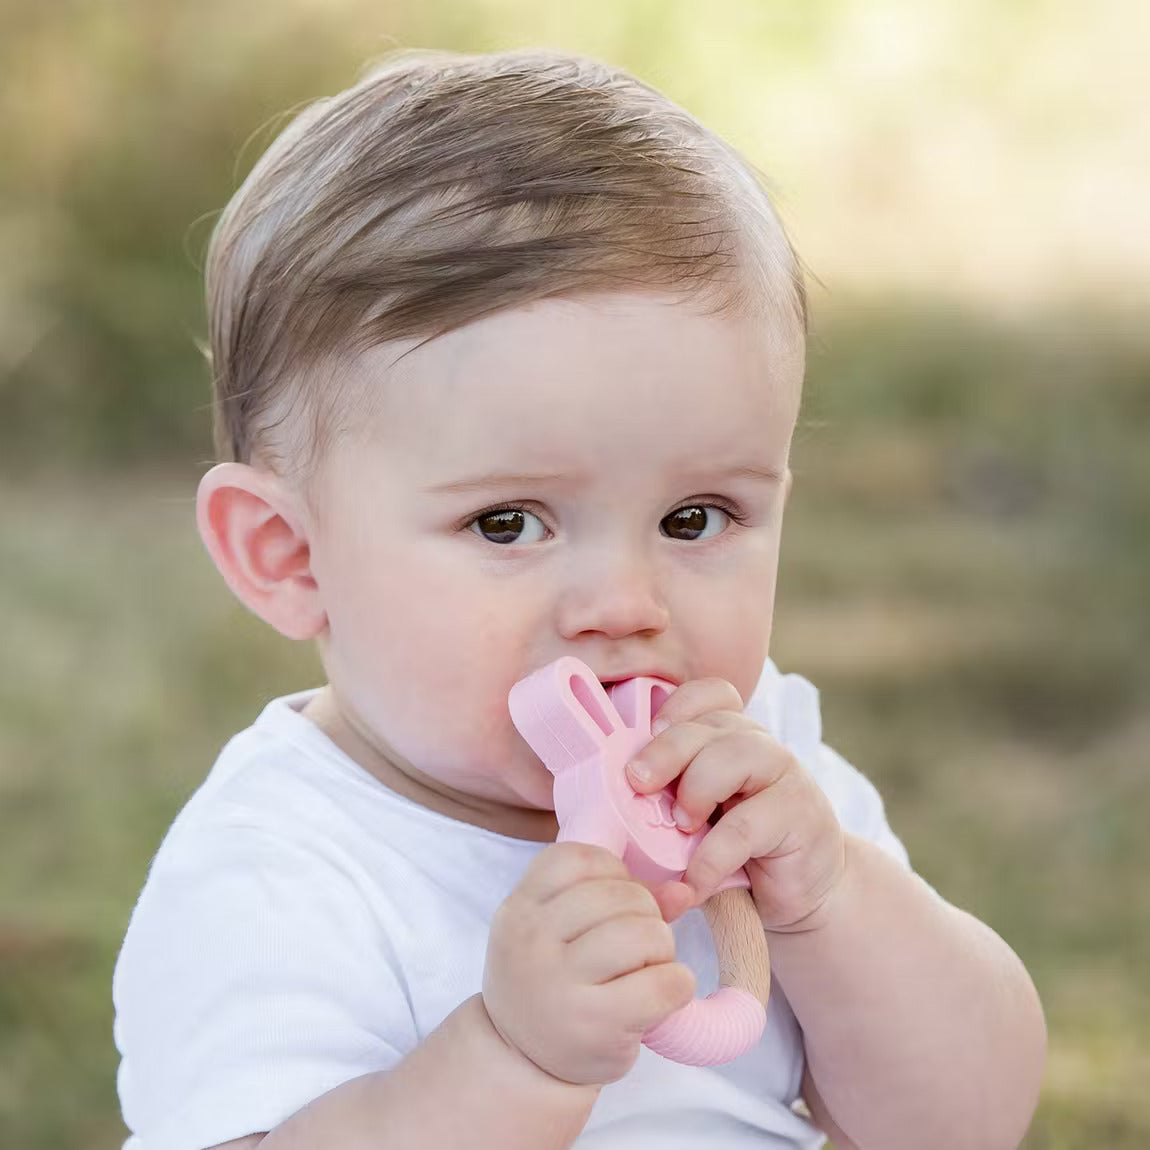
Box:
left=2, top=1, right=1147, bottom=1146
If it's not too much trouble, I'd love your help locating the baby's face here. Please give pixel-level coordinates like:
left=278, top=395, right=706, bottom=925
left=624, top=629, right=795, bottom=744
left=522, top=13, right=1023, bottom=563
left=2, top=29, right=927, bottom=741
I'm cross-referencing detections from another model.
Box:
left=305, top=292, right=802, bottom=834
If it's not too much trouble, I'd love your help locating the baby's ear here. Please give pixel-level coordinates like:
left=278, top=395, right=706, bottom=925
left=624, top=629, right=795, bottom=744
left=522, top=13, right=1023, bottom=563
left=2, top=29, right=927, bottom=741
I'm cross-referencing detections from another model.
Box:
left=195, top=462, right=325, bottom=641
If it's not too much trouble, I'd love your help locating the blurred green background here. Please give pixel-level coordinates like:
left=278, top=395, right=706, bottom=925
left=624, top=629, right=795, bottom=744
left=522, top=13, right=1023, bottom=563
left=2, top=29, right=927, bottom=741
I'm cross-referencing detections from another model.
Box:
left=1, top=1, right=1147, bottom=1146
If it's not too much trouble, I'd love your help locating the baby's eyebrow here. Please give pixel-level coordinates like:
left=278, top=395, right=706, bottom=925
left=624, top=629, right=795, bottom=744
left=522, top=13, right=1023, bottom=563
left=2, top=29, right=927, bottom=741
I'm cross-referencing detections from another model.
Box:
left=682, top=465, right=785, bottom=486
left=423, top=471, right=586, bottom=495
left=423, top=464, right=784, bottom=496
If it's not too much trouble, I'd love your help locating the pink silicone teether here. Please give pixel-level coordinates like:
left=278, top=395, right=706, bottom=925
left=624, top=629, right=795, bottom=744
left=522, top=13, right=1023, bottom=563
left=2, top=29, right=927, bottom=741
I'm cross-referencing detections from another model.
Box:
left=509, top=656, right=770, bottom=1066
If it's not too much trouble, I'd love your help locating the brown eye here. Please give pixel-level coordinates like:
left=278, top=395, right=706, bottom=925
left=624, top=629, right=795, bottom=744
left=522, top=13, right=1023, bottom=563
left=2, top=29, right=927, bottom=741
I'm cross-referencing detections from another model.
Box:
left=469, top=508, right=547, bottom=545
left=661, top=505, right=731, bottom=541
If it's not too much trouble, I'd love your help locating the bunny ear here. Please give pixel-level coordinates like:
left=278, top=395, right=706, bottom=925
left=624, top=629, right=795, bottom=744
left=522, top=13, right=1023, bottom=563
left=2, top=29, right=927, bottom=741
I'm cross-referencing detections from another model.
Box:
left=608, top=677, right=676, bottom=735
left=508, top=657, right=626, bottom=773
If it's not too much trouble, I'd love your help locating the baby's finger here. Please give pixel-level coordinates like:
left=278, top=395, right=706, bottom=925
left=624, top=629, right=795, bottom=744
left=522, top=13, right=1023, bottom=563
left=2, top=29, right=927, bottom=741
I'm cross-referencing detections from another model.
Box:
left=516, top=842, right=631, bottom=905
left=567, top=914, right=677, bottom=984
left=599, top=960, right=698, bottom=1035
left=648, top=880, right=695, bottom=923
left=626, top=713, right=752, bottom=796
left=671, top=729, right=793, bottom=833
left=546, top=878, right=662, bottom=943
left=682, top=789, right=790, bottom=902
left=648, top=677, right=744, bottom=736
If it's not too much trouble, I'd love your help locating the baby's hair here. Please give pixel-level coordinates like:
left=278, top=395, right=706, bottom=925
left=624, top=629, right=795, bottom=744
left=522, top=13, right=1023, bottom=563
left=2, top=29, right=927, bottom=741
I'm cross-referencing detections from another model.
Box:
left=205, top=48, right=807, bottom=481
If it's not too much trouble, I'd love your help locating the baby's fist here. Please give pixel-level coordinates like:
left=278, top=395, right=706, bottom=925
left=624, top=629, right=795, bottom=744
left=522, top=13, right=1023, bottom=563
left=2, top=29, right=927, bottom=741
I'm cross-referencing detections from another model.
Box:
left=483, top=842, right=696, bottom=1086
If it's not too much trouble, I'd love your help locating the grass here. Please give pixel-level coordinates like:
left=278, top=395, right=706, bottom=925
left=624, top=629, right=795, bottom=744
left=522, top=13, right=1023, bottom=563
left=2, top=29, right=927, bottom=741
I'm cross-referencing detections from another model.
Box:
left=1, top=302, right=1147, bottom=1146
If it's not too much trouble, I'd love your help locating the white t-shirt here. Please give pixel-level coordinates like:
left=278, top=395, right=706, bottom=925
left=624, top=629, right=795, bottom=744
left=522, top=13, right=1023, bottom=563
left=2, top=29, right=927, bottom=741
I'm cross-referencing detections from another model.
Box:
left=113, top=658, right=911, bottom=1150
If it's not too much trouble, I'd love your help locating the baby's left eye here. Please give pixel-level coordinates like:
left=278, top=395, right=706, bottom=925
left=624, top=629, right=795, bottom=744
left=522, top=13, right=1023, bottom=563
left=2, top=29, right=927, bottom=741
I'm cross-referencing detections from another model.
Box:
left=469, top=507, right=548, bottom=545
left=660, top=505, right=733, bottom=541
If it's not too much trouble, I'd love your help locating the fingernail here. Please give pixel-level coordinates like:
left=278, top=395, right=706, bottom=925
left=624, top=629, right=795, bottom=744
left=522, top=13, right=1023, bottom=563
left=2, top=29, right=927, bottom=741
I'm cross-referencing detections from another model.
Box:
left=627, top=761, right=651, bottom=785
left=672, top=804, right=692, bottom=830
left=651, top=718, right=670, bottom=735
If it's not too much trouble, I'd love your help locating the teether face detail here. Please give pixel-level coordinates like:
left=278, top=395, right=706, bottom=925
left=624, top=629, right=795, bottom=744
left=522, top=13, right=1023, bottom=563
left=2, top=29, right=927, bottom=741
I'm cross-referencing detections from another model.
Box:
left=635, top=789, right=678, bottom=831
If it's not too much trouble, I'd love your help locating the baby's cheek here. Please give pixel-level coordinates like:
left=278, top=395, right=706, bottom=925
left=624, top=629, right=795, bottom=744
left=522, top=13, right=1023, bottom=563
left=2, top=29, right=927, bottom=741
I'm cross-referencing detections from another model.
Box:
left=698, top=651, right=770, bottom=714
left=738, top=661, right=768, bottom=711
left=731, top=627, right=776, bottom=703
left=376, top=682, right=513, bottom=768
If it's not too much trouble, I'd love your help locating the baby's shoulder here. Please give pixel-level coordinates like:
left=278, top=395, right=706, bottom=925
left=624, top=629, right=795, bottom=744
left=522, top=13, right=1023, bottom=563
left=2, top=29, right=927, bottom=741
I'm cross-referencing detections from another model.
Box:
left=749, top=656, right=824, bottom=767
left=751, top=659, right=910, bottom=868
left=140, top=700, right=404, bottom=901
left=116, top=720, right=415, bottom=996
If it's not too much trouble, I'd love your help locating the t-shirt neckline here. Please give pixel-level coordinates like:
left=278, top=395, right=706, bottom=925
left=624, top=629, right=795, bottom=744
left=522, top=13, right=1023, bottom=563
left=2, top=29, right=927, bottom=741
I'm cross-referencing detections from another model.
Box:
left=253, top=687, right=552, bottom=852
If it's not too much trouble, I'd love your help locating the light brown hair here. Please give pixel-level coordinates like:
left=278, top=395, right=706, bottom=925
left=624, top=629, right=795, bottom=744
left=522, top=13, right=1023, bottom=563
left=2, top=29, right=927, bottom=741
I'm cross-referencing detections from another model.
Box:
left=205, top=48, right=807, bottom=479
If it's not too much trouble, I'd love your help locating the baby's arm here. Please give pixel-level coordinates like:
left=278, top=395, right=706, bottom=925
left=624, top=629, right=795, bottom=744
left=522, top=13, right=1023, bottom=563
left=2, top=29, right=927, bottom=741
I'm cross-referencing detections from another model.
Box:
left=206, top=841, right=693, bottom=1150
left=619, top=668, right=1044, bottom=1146
left=209, top=994, right=599, bottom=1150
left=773, top=834, right=1046, bottom=1150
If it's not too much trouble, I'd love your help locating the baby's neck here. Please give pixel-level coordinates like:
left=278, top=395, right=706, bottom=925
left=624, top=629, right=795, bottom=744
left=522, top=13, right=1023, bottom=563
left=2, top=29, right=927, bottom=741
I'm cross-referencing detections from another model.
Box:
left=301, top=685, right=561, bottom=843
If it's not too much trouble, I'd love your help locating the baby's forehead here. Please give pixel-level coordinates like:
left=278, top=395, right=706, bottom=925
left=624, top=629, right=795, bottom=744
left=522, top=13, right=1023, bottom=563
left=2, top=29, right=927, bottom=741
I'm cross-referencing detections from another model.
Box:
left=355, top=291, right=802, bottom=394
left=329, top=293, right=801, bottom=483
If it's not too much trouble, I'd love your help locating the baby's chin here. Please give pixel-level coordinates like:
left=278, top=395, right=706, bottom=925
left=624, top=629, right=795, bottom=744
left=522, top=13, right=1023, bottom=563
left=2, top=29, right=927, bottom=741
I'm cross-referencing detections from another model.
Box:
left=483, top=750, right=559, bottom=812
left=507, top=762, right=560, bottom=812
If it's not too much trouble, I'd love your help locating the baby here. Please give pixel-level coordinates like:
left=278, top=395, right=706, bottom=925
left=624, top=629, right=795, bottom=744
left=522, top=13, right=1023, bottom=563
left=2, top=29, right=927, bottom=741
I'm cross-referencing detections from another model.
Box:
left=113, top=49, right=1046, bottom=1150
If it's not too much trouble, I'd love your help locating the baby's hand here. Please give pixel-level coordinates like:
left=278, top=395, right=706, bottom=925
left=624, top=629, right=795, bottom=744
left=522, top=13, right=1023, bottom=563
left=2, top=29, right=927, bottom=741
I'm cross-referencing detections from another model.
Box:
left=483, top=842, right=696, bottom=1086
left=626, top=677, right=846, bottom=934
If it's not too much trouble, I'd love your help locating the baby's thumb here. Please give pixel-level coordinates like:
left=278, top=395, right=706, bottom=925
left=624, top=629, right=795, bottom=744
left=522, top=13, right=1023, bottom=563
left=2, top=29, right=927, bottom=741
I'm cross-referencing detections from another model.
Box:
left=651, top=880, right=695, bottom=923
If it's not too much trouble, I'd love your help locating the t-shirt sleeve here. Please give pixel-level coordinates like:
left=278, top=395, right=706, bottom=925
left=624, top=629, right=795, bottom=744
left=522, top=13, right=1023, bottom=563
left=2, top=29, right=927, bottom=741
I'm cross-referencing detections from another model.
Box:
left=753, top=660, right=911, bottom=869
left=806, top=742, right=911, bottom=869
left=113, top=820, right=418, bottom=1150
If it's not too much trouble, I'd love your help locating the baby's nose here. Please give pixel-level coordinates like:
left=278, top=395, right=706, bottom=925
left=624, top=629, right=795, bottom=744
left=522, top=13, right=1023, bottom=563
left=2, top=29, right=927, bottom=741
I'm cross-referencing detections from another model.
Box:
left=555, top=563, right=670, bottom=639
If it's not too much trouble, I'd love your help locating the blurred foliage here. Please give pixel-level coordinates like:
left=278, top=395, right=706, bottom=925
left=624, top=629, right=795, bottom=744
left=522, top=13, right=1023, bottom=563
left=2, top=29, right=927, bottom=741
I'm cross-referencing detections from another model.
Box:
left=2, top=0, right=1147, bottom=470
left=2, top=0, right=1149, bottom=1147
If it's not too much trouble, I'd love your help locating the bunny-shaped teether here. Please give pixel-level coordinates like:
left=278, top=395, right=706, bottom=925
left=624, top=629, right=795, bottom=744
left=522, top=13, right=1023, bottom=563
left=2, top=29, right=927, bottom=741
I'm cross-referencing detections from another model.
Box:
left=509, top=656, right=770, bottom=1066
